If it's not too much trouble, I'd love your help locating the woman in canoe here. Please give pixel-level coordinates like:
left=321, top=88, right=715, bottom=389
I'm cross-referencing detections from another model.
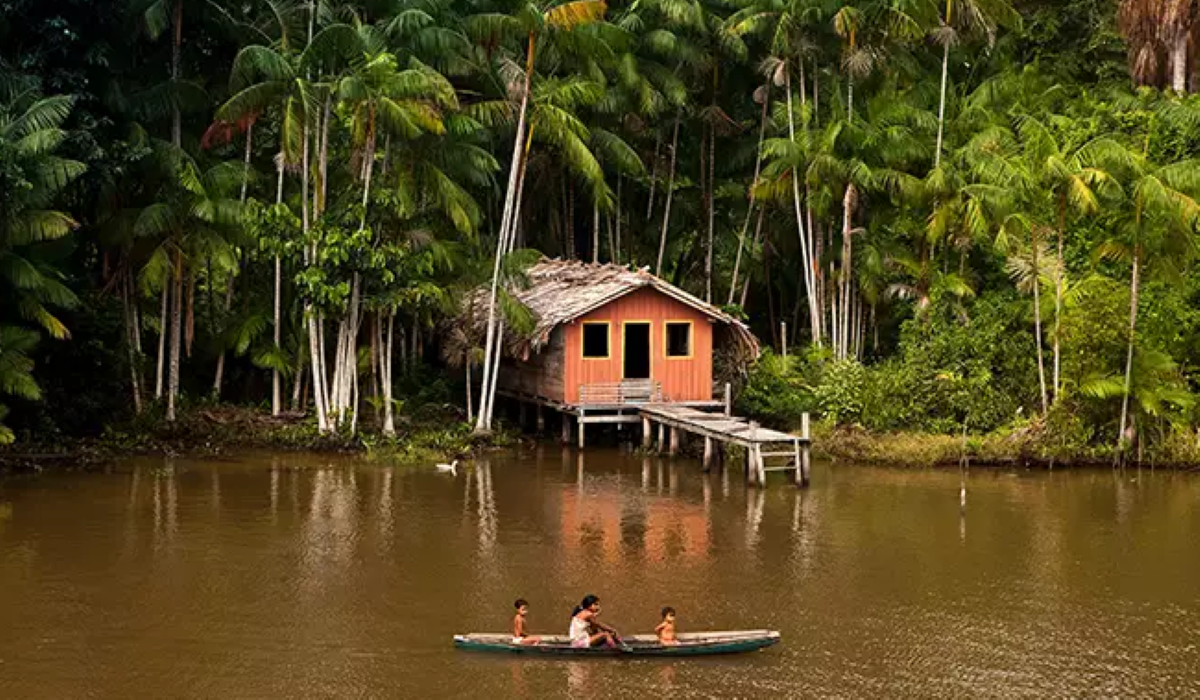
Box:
left=568, top=594, right=618, bottom=648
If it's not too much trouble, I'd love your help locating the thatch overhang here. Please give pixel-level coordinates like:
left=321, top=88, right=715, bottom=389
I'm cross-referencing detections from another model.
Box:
left=459, top=259, right=761, bottom=363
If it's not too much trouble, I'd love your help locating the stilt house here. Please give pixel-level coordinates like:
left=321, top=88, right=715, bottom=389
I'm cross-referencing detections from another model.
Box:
left=463, top=260, right=759, bottom=408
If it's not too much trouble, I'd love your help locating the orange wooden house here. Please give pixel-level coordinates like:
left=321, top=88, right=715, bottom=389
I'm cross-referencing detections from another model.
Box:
left=466, top=260, right=759, bottom=411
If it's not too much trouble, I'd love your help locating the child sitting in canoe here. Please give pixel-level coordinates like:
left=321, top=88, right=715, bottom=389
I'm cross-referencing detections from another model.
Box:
left=512, top=599, right=540, bottom=645
left=569, top=594, right=618, bottom=648
left=655, top=606, right=678, bottom=645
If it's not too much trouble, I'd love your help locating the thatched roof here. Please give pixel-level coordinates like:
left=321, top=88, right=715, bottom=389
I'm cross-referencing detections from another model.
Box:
left=461, top=259, right=760, bottom=361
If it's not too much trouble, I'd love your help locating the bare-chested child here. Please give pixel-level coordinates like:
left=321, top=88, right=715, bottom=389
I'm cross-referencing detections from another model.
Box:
left=655, top=606, right=678, bottom=645
left=512, top=599, right=540, bottom=645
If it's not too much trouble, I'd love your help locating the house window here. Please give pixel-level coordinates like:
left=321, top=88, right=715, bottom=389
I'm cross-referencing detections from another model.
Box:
left=582, top=322, right=610, bottom=359
left=666, top=322, right=692, bottom=358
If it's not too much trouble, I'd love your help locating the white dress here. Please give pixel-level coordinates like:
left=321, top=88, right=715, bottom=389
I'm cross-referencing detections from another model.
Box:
left=569, top=615, right=592, bottom=648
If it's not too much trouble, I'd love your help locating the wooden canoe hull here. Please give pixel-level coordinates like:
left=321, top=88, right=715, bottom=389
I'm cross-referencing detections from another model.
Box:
left=453, top=630, right=780, bottom=657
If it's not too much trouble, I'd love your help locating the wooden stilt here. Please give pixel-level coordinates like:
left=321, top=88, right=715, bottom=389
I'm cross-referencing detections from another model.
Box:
left=703, top=437, right=713, bottom=471
left=748, top=422, right=759, bottom=485
left=669, top=427, right=680, bottom=456
left=536, top=406, right=545, bottom=434
left=724, top=382, right=732, bottom=417
left=562, top=413, right=571, bottom=445
left=642, top=416, right=651, bottom=449
left=792, top=439, right=803, bottom=487
left=657, top=423, right=666, bottom=454
left=519, top=402, right=529, bottom=430
left=578, top=410, right=586, bottom=449
left=800, top=412, right=812, bottom=487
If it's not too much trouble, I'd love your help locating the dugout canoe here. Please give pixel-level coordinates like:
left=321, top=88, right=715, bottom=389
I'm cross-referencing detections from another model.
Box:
left=453, top=630, right=780, bottom=657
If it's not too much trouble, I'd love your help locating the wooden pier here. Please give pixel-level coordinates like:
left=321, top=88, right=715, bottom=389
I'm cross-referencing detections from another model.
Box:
left=638, top=405, right=811, bottom=487
left=501, top=381, right=812, bottom=487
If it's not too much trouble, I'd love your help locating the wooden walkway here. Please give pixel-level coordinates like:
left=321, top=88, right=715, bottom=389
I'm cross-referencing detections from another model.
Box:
left=498, top=383, right=813, bottom=488
left=637, top=405, right=811, bottom=487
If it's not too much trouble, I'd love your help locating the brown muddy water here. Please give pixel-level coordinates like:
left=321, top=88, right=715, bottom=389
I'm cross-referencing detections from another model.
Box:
left=1, top=449, right=1199, bottom=698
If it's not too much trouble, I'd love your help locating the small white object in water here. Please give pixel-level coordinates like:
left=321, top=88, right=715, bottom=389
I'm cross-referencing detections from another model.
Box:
left=435, top=459, right=458, bottom=475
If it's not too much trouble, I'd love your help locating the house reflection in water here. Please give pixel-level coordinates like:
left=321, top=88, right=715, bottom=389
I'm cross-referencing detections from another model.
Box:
left=558, top=469, right=711, bottom=564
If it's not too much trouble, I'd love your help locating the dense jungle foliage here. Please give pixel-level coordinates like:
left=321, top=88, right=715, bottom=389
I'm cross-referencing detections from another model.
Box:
left=2, top=0, right=1200, bottom=460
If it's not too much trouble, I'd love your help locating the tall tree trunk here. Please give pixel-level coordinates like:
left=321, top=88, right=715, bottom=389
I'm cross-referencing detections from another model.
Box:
left=655, top=113, right=681, bottom=276
left=1118, top=246, right=1140, bottom=456
left=729, top=80, right=770, bottom=305
left=301, top=98, right=329, bottom=432
left=646, top=131, right=661, bottom=222
left=615, top=174, right=622, bottom=264
left=740, top=204, right=766, bottom=308
left=812, top=59, right=820, bottom=127
left=465, top=354, right=474, bottom=424
left=592, top=199, right=599, bottom=264
left=476, top=32, right=535, bottom=433
left=239, top=121, right=254, bottom=200
left=211, top=280, right=235, bottom=397
left=214, top=122, right=255, bottom=401
left=184, top=270, right=195, bottom=357
left=292, top=350, right=304, bottom=412
left=935, top=38, right=950, bottom=168
left=700, top=118, right=710, bottom=303
left=1053, top=193, right=1065, bottom=403
left=272, top=256, right=283, bottom=416
left=383, top=311, right=396, bottom=436
left=807, top=185, right=824, bottom=341
left=1032, top=227, right=1049, bottom=414
left=156, top=284, right=168, bottom=399
left=840, top=185, right=855, bottom=360
left=167, top=249, right=183, bottom=422
left=171, top=0, right=182, bottom=149
left=786, top=65, right=820, bottom=345
left=163, top=0, right=183, bottom=420
left=1171, top=34, right=1188, bottom=93
left=122, top=269, right=144, bottom=414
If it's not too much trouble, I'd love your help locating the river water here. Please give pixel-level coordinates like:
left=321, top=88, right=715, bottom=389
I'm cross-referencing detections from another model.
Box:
left=1, top=448, right=1198, bottom=698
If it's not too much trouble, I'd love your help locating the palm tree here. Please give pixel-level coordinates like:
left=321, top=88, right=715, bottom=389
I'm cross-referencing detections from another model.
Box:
left=1118, top=0, right=1199, bottom=92
left=1099, top=152, right=1200, bottom=457
left=467, top=0, right=609, bottom=434
left=931, top=0, right=1018, bottom=167
left=1014, top=115, right=1122, bottom=403
left=0, top=91, right=85, bottom=442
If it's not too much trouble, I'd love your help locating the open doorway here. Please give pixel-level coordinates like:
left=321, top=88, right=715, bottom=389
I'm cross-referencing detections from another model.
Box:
left=623, top=323, right=651, bottom=379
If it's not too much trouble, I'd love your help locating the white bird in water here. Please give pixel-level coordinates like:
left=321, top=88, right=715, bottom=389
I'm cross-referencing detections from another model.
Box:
left=435, top=459, right=458, bottom=475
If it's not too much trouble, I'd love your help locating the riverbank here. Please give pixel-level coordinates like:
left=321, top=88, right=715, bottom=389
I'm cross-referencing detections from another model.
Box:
left=0, top=404, right=516, bottom=475
left=810, top=421, right=1200, bottom=470
left=6, top=404, right=1200, bottom=475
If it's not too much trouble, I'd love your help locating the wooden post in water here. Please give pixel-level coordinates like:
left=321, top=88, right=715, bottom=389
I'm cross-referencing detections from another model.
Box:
left=669, top=427, right=680, bottom=456
left=747, top=422, right=759, bottom=485
left=800, top=412, right=811, bottom=487
left=519, top=401, right=529, bottom=430
left=792, top=439, right=803, bottom=487
left=703, top=436, right=713, bottom=471
left=536, top=406, right=545, bottom=434
left=562, top=413, right=571, bottom=445
left=657, top=423, right=666, bottom=454
left=578, top=409, right=587, bottom=449
left=642, top=416, right=651, bottom=449
left=724, top=382, right=732, bottom=417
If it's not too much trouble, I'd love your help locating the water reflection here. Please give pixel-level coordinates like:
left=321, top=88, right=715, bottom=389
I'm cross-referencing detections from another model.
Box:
left=475, top=460, right=498, bottom=558
left=2, top=451, right=1199, bottom=699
